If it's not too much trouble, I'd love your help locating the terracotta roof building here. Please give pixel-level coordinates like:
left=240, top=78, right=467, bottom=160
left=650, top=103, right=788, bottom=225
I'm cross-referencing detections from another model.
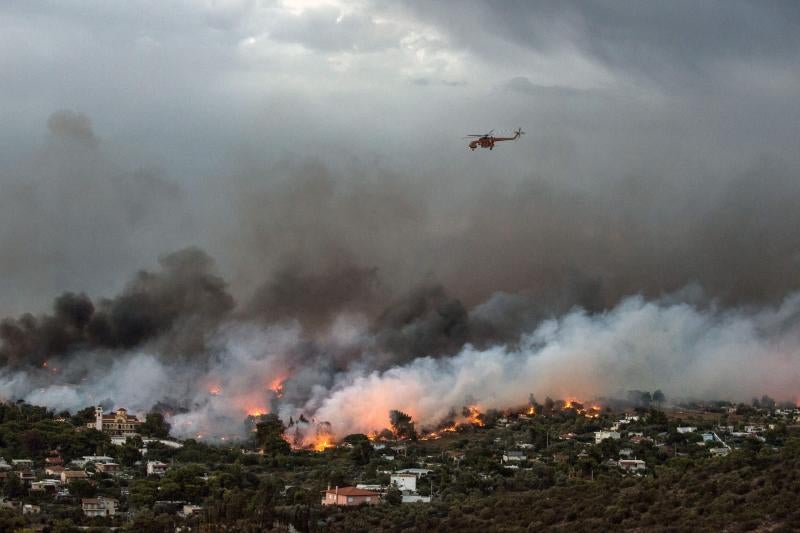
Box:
left=321, top=486, right=380, bottom=506
left=87, top=406, right=142, bottom=436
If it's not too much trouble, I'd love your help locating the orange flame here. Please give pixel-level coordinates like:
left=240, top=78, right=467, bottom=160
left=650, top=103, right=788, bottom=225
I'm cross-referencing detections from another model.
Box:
left=466, top=406, right=485, bottom=427
left=268, top=376, right=287, bottom=396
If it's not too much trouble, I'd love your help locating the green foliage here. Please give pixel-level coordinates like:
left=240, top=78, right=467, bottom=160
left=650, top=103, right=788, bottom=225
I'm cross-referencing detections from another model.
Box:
left=255, top=414, right=291, bottom=456
left=139, top=411, right=172, bottom=438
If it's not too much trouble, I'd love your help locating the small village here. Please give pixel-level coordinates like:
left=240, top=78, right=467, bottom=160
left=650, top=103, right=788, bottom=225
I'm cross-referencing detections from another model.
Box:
left=1, top=392, right=799, bottom=531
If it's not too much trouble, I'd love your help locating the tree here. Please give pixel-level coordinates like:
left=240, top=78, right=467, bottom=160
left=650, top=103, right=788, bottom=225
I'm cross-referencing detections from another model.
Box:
left=350, top=440, right=373, bottom=465
left=71, top=406, right=97, bottom=427
left=385, top=485, right=402, bottom=506
left=140, top=411, right=171, bottom=438
left=389, top=410, right=416, bottom=440
left=255, top=414, right=290, bottom=456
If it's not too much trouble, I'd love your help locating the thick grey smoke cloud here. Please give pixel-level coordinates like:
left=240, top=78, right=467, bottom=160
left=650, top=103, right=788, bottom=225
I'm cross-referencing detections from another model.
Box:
left=1, top=2, right=800, bottom=441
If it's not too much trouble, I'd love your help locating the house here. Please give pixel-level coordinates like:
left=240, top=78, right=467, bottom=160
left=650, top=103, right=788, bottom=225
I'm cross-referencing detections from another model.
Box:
left=619, top=448, right=634, bottom=458
left=18, top=469, right=35, bottom=486
left=503, top=450, right=526, bottom=463
left=82, top=496, right=118, bottom=517
left=22, top=504, right=41, bottom=515
left=390, top=473, right=417, bottom=492
left=61, top=470, right=89, bottom=484
left=87, top=406, right=142, bottom=436
left=321, top=486, right=380, bottom=506
left=147, top=461, right=169, bottom=476
left=181, top=505, right=203, bottom=517
left=619, top=459, right=646, bottom=472
left=0, top=458, right=10, bottom=470
left=45, top=466, right=65, bottom=477
left=31, top=479, right=61, bottom=492
left=595, top=430, right=621, bottom=444
left=11, top=459, right=33, bottom=469
left=676, top=427, right=697, bottom=434
left=73, top=456, right=115, bottom=468
left=95, top=462, right=120, bottom=475
left=710, top=447, right=731, bottom=457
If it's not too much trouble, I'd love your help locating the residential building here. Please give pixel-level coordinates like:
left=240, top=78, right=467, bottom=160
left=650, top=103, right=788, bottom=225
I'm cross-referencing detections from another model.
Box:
left=95, top=462, right=120, bottom=474
left=82, top=497, right=118, bottom=517
left=61, top=470, right=89, bottom=484
left=87, top=406, right=142, bottom=436
left=45, top=466, right=65, bottom=477
left=676, top=427, right=697, bottom=434
left=181, top=505, right=203, bottom=517
left=595, top=431, right=621, bottom=444
left=321, top=486, right=380, bottom=506
left=11, top=459, right=33, bottom=468
left=503, top=450, right=526, bottom=463
left=0, top=458, right=10, bottom=470
left=22, top=504, right=41, bottom=515
left=390, top=473, right=417, bottom=492
left=147, top=461, right=169, bottom=476
left=619, top=459, right=646, bottom=472
left=18, top=469, right=34, bottom=486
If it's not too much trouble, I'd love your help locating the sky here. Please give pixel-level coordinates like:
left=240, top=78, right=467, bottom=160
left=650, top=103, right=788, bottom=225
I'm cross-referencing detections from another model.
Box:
left=1, top=0, right=800, bottom=314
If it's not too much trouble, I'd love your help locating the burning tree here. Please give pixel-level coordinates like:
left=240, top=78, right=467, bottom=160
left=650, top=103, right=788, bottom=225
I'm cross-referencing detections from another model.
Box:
left=389, top=409, right=416, bottom=440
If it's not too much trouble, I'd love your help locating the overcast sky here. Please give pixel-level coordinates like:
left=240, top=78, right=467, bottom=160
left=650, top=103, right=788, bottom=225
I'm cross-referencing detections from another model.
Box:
left=2, top=0, right=800, bottom=314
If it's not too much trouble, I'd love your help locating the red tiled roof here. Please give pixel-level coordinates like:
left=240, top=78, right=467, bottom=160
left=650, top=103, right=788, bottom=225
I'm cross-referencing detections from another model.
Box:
left=324, top=487, right=379, bottom=497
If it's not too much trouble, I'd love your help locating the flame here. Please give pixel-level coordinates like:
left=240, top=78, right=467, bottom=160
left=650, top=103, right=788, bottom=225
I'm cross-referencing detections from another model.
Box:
left=268, top=376, right=287, bottom=396
left=209, top=386, right=222, bottom=396
left=247, top=408, right=266, bottom=417
left=466, top=406, right=485, bottom=427
left=527, top=406, right=536, bottom=416
left=313, top=436, right=333, bottom=452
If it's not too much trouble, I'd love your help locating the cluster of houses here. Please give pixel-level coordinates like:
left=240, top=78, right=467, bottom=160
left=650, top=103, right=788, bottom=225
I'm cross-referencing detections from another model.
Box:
left=321, top=468, right=433, bottom=506
left=0, top=406, right=181, bottom=518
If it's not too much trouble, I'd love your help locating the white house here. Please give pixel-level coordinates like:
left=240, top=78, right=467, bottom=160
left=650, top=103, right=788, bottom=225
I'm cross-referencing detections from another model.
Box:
left=619, top=459, right=646, bottom=472
left=676, top=427, right=697, bottom=434
left=147, top=461, right=169, bottom=476
left=390, top=473, right=417, bottom=492
left=503, top=451, right=526, bottom=463
left=594, top=431, right=621, bottom=444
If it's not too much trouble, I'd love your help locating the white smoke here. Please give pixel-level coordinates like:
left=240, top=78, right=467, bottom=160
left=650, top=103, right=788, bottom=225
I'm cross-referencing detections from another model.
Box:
left=2, top=291, right=800, bottom=441
left=311, top=293, right=800, bottom=436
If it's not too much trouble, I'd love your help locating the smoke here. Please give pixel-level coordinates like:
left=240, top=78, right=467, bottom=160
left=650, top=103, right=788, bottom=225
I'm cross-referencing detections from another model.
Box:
left=2, top=111, right=800, bottom=443
left=310, top=293, right=800, bottom=437
left=0, top=247, right=233, bottom=368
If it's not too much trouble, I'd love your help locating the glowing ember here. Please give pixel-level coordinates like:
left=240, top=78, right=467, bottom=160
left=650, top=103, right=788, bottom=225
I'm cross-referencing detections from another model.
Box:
left=527, top=406, right=536, bottom=416
left=209, top=386, right=222, bottom=396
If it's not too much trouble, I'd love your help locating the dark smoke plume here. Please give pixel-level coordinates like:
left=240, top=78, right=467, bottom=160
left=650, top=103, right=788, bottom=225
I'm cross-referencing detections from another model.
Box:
left=0, top=247, right=233, bottom=368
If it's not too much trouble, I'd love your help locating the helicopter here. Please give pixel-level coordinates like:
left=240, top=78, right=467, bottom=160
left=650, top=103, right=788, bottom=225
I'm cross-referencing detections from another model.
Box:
left=465, top=128, right=525, bottom=151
